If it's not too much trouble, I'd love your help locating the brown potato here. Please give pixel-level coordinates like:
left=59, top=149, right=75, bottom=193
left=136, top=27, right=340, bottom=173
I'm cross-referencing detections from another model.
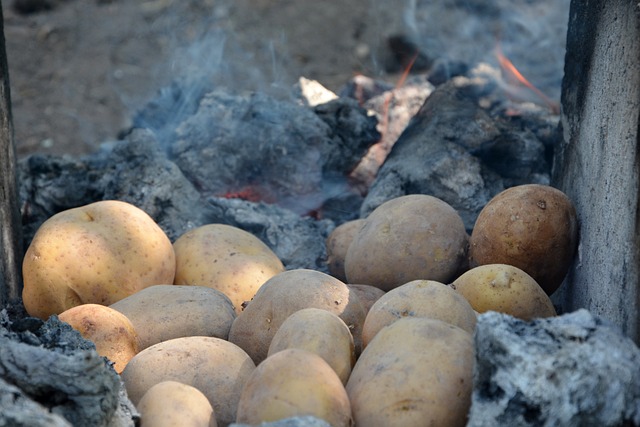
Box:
left=110, top=285, right=236, bottom=350
left=236, top=348, right=352, bottom=427
left=267, top=308, right=355, bottom=384
left=58, top=303, right=140, bottom=374
left=451, top=264, right=556, bottom=320
left=347, top=317, right=474, bottom=427
left=362, top=280, right=476, bottom=347
left=121, top=336, right=256, bottom=427
left=228, top=269, right=367, bottom=364
left=347, top=284, right=386, bottom=314
left=326, top=219, right=366, bottom=281
left=345, top=195, right=468, bottom=291
left=22, top=200, right=176, bottom=319
left=137, top=381, right=217, bottom=427
left=469, top=184, right=578, bottom=295
left=173, top=224, right=285, bottom=313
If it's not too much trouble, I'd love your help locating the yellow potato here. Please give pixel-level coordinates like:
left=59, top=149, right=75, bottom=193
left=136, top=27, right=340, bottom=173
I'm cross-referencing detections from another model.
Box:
left=236, top=348, right=352, bottom=427
left=267, top=308, right=355, bottom=384
left=468, top=184, right=578, bottom=295
left=228, top=269, right=367, bottom=364
left=347, top=284, right=386, bottom=315
left=22, top=200, right=176, bottom=319
left=326, top=219, right=366, bottom=281
left=347, top=318, right=474, bottom=427
left=58, top=303, right=140, bottom=374
left=345, top=195, right=469, bottom=291
left=451, top=264, right=556, bottom=320
left=137, top=381, right=217, bottom=427
left=121, top=336, right=255, bottom=427
left=173, top=224, right=285, bottom=313
left=362, top=280, right=477, bottom=347
left=110, top=285, right=236, bottom=350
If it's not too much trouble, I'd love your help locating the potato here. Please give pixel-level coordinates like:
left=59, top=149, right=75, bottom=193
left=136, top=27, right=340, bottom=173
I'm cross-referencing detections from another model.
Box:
left=326, top=219, right=366, bottom=281
left=347, top=317, right=474, bottom=427
left=110, top=285, right=236, bottom=350
left=362, top=280, right=476, bottom=347
left=451, top=264, right=556, bottom=320
left=469, top=184, right=578, bottom=295
left=236, top=348, right=352, bottom=427
left=347, top=284, right=386, bottom=314
left=22, top=200, right=176, bottom=319
left=137, top=381, right=217, bottom=427
left=58, top=303, right=140, bottom=374
left=121, top=336, right=255, bottom=427
left=267, top=308, right=355, bottom=384
left=228, top=269, right=367, bottom=364
left=173, top=224, right=285, bottom=313
left=344, top=194, right=468, bottom=291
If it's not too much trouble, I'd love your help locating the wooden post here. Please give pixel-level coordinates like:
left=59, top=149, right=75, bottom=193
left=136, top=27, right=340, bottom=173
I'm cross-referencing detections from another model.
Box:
left=0, top=3, right=23, bottom=307
left=552, top=0, right=640, bottom=342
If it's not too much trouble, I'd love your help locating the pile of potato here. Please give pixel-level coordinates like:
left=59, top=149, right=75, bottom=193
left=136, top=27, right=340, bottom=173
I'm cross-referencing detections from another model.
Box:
left=20, top=184, right=578, bottom=427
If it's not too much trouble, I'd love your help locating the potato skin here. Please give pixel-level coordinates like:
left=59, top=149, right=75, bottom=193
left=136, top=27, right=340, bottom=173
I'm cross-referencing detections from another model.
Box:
left=22, top=200, right=176, bottom=319
left=137, top=381, right=217, bottom=427
left=345, top=195, right=468, bottom=291
left=347, top=317, right=474, bottom=427
left=173, top=224, right=285, bottom=313
left=346, top=284, right=386, bottom=315
left=121, top=336, right=255, bottom=427
left=236, top=348, right=352, bottom=427
left=451, top=264, right=556, bottom=320
left=228, top=269, right=367, bottom=364
left=58, top=303, right=140, bottom=374
left=326, top=219, right=366, bottom=282
left=362, top=280, right=476, bottom=347
left=110, top=285, right=236, bottom=350
left=469, top=184, right=578, bottom=295
left=267, top=308, right=355, bottom=384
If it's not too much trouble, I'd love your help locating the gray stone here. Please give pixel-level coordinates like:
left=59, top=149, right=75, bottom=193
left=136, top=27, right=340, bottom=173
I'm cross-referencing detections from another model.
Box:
left=360, top=76, right=556, bottom=231
left=204, top=197, right=334, bottom=272
left=230, top=416, right=331, bottom=427
left=468, top=309, right=640, bottom=427
left=551, top=0, right=640, bottom=342
left=0, top=311, right=137, bottom=427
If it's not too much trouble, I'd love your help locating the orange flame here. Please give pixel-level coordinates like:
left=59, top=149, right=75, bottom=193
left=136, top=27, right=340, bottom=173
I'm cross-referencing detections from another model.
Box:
left=495, top=45, right=560, bottom=114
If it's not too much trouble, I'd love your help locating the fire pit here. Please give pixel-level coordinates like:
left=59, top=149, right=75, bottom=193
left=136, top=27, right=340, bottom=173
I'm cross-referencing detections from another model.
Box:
left=1, top=0, right=639, bottom=426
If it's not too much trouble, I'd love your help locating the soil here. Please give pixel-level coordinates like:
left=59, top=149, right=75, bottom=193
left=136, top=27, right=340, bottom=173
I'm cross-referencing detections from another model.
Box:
left=3, top=0, right=569, bottom=160
left=3, top=0, right=404, bottom=158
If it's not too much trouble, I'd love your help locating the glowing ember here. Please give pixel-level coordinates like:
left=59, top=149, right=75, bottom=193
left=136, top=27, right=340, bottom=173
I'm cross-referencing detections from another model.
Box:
left=495, top=45, right=560, bottom=114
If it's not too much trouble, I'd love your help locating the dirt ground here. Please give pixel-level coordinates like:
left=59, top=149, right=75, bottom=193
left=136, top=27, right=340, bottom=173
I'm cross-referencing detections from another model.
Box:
left=3, top=0, right=406, bottom=158
left=3, top=0, right=569, bottom=160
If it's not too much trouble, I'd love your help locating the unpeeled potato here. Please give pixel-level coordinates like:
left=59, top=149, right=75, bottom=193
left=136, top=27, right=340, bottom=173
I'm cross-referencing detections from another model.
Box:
left=228, top=269, right=367, bottom=364
left=110, top=285, right=236, bottom=350
left=22, top=200, right=176, bottom=319
left=58, top=303, right=140, bottom=374
left=267, top=308, right=355, bottom=384
left=236, top=348, right=352, bottom=427
left=121, top=336, right=256, bottom=427
left=345, top=195, right=469, bottom=291
left=468, top=184, right=578, bottom=295
left=137, top=381, right=217, bottom=427
left=173, top=224, right=285, bottom=313
left=326, top=219, right=366, bottom=281
left=362, top=280, right=477, bottom=347
left=347, top=317, right=474, bottom=427
left=347, top=284, right=386, bottom=315
left=451, top=264, right=556, bottom=320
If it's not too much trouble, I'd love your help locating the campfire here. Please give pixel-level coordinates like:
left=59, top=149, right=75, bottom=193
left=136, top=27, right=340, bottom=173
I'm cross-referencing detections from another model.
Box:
left=1, top=0, right=639, bottom=426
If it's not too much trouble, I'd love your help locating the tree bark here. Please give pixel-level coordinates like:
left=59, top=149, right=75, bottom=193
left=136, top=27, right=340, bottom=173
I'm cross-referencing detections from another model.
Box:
left=552, top=0, right=640, bottom=342
left=0, top=3, right=23, bottom=307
